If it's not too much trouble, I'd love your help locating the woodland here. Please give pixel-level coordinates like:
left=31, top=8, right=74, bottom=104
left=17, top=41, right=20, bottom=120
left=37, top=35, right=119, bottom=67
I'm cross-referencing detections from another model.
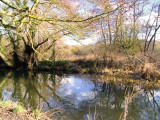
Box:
left=1, top=1, right=160, bottom=120
left=0, top=0, right=160, bottom=80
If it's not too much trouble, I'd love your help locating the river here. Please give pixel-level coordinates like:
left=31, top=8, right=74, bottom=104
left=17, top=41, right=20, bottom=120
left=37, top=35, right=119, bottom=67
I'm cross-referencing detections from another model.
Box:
left=0, top=70, right=160, bottom=120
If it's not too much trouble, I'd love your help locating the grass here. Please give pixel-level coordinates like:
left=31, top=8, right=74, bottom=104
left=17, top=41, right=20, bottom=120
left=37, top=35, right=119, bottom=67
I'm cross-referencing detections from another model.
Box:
left=36, top=55, right=160, bottom=81
left=32, top=109, right=41, bottom=118
left=38, top=60, right=70, bottom=68
left=0, top=100, right=50, bottom=120
left=13, top=104, right=25, bottom=114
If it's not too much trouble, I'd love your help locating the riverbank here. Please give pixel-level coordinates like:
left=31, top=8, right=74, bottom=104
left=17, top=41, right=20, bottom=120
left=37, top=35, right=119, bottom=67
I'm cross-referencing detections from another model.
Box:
left=0, top=101, right=49, bottom=120
left=1, top=58, right=160, bottom=81
left=0, top=70, right=160, bottom=120
left=37, top=59, right=160, bottom=81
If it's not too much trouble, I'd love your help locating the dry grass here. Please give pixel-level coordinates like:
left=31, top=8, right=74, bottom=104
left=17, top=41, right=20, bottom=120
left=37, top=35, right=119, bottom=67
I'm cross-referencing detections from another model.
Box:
left=133, top=60, right=160, bottom=81
left=0, top=100, right=50, bottom=120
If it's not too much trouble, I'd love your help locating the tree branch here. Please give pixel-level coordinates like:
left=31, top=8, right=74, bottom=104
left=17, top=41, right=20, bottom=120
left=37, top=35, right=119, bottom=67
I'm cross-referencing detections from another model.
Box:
left=22, top=37, right=27, bottom=47
left=146, top=25, right=160, bottom=51
left=0, top=9, right=15, bottom=16
left=28, top=4, right=122, bottom=23
left=0, top=0, right=19, bottom=10
left=0, top=19, right=17, bottom=29
left=34, top=38, right=48, bottom=49
left=0, top=0, right=29, bottom=12
left=45, top=39, right=56, bottom=52
left=31, top=0, right=39, bottom=14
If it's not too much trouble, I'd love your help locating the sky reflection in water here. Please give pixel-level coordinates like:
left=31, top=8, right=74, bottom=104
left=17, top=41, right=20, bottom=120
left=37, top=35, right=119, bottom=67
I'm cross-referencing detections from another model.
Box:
left=0, top=71, right=160, bottom=120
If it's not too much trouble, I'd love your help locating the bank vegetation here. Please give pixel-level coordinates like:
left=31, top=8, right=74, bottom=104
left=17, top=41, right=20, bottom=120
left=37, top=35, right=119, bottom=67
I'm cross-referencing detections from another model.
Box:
left=0, top=0, right=160, bottom=81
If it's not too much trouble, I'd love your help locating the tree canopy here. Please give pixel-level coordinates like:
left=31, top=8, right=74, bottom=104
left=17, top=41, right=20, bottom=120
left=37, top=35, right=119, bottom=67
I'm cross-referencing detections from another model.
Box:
left=0, top=0, right=159, bottom=68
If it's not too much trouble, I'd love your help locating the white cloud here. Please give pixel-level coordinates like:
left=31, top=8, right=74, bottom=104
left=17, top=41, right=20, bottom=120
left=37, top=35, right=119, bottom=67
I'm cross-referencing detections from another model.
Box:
left=65, top=89, right=73, bottom=95
left=79, top=38, right=96, bottom=45
left=123, top=10, right=160, bottom=41
left=62, top=36, right=81, bottom=45
left=138, top=30, right=160, bottom=41
left=148, top=91, right=160, bottom=103
left=138, top=11, right=158, bottom=26
left=61, top=76, right=75, bottom=86
left=80, top=91, right=95, bottom=99
left=62, top=32, right=100, bottom=46
left=72, top=1, right=80, bottom=7
left=78, top=9, right=94, bottom=18
left=138, top=11, right=160, bottom=41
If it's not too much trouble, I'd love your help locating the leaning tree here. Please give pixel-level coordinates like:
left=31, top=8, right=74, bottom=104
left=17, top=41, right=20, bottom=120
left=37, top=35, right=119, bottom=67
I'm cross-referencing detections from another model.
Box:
left=0, top=0, right=122, bottom=69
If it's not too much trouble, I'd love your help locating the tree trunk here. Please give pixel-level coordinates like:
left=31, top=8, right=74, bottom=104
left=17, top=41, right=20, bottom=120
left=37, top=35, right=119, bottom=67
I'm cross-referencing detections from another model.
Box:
left=23, top=45, right=36, bottom=69
left=0, top=52, right=13, bottom=67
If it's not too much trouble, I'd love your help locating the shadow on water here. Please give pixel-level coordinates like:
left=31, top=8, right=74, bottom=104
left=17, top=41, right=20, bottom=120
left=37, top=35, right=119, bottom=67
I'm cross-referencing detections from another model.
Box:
left=0, top=70, right=160, bottom=120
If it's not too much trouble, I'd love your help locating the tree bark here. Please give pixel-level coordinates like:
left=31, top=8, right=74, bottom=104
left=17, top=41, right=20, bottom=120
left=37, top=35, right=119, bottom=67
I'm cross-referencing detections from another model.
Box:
left=23, top=44, right=36, bottom=69
left=0, top=52, right=13, bottom=67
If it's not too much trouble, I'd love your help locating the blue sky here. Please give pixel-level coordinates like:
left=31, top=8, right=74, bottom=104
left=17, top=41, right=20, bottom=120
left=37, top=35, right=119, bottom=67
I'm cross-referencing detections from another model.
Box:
left=0, top=0, right=160, bottom=45
left=64, top=0, right=160, bottom=45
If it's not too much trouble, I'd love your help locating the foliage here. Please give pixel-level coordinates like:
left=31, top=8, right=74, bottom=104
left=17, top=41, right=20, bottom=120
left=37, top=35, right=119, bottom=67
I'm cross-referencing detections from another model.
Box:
left=38, top=60, right=70, bottom=67
left=0, top=100, right=26, bottom=114
left=0, top=0, right=89, bottom=68
left=32, top=109, right=41, bottom=118
left=13, top=105, right=25, bottom=114
left=0, top=0, right=160, bottom=70
left=0, top=100, right=49, bottom=119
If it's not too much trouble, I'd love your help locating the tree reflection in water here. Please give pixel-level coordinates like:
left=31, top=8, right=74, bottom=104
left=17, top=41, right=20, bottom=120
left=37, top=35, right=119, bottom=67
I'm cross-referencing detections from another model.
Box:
left=0, top=71, right=160, bottom=120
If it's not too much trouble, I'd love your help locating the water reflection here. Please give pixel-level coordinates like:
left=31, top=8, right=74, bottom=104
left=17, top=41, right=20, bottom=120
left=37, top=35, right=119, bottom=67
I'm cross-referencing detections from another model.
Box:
left=0, top=70, right=160, bottom=120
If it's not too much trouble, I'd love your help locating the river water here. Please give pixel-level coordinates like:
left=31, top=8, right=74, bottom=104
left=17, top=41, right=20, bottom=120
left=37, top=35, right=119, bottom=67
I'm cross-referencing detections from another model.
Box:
left=0, top=70, right=160, bottom=120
